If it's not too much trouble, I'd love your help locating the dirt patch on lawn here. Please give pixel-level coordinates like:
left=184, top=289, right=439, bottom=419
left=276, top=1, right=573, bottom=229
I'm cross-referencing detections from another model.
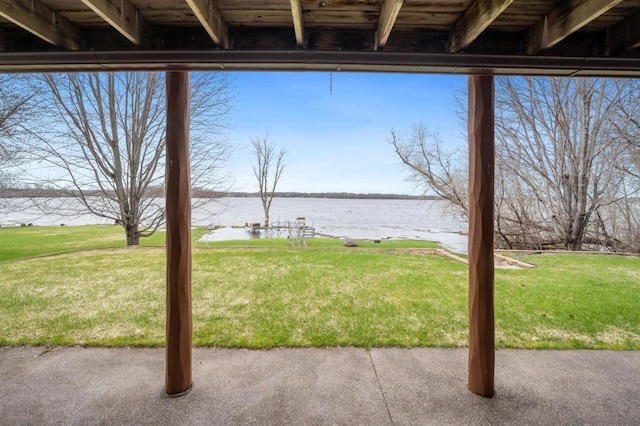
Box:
left=392, top=248, right=536, bottom=269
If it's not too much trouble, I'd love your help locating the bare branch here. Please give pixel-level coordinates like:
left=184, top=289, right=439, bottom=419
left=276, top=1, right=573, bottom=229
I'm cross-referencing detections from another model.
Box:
left=389, top=124, right=468, bottom=219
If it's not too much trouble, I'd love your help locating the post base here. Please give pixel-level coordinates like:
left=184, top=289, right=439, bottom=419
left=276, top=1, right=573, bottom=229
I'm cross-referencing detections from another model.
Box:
left=164, top=383, right=193, bottom=398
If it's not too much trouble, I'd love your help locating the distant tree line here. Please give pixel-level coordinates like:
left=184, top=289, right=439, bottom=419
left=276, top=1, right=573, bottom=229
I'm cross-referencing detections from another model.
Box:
left=205, top=191, right=436, bottom=200
left=1, top=186, right=435, bottom=201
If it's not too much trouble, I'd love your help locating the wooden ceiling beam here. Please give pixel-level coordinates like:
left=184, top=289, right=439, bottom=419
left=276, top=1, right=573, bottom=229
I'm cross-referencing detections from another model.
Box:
left=375, top=0, right=404, bottom=51
left=0, top=0, right=82, bottom=50
left=0, top=28, right=8, bottom=51
left=527, top=0, right=624, bottom=55
left=185, top=0, right=229, bottom=49
left=602, top=10, right=640, bottom=56
left=290, top=0, right=305, bottom=48
left=449, top=0, right=514, bottom=53
left=81, top=0, right=152, bottom=47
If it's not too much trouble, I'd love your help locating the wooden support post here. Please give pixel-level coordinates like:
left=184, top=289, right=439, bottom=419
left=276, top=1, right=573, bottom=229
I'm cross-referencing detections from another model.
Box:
left=467, top=75, right=495, bottom=398
left=165, top=71, right=192, bottom=397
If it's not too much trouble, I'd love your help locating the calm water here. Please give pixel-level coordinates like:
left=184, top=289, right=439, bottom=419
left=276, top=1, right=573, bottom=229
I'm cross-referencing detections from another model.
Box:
left=199, top=197, right=467, bottom=252
left=1, top=197, right=468, bottom=252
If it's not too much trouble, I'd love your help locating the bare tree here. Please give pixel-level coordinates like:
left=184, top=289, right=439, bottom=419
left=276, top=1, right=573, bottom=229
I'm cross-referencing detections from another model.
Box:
left=250, top=134, right=287, bottom=229
left=601, top=79, right=640, bottom=252
left=496, top=77, right=631, bottom=250
left=25, top=72, right=234, bottom=245
left=613, top=79, right=640, bottom=179
left=390, top=124, right=468, bottom=218
left=392, top=77, right=639, bottom=252
left=0, top=75, right=36, bottom=193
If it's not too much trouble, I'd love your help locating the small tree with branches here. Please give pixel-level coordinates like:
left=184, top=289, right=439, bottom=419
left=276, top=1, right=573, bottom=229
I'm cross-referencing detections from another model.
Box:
left=250, top=134, right=287, bottom=229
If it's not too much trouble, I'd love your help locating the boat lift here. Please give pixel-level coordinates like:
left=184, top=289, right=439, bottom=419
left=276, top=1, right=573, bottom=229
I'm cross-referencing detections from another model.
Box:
left=287, top=217, right=315, bottom=247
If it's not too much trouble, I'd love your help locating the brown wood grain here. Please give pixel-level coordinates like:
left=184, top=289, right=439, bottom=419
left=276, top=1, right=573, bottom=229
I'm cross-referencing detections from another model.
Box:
left=449, top=0, right=515, bottom=52
left=603, top=9, right=640, bottom=54
left=290, top=0, right=305, bottom=47
left=0, top=0, right=83, bottom=49
left=165, top=71, right=193, bottom=396
left=375, top=0, right=404, bottom=50
left=3, top=0, right=640, bottom=60
left=467, top=75, right=495, bottom=398
left=186, top=0, right=229, bottom=48
left=81, top=0, right=153, bottom=46
left=527, top=0, right=623, bottom=54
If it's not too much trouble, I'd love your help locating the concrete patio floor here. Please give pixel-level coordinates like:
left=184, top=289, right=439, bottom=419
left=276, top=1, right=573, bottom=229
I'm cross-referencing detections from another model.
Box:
left=1, top=347, right=638, bottom=425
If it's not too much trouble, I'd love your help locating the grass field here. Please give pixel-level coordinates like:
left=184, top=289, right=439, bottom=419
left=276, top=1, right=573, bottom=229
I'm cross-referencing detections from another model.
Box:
left=0, top=225, right=638, bottom=350
left=0, top=225, right=208, bottom=262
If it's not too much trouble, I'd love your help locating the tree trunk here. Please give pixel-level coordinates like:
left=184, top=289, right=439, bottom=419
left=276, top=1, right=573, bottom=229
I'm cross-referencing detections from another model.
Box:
left=125, top=223, right=140, bottom=246
left=569, top=215, right=585, bottom=251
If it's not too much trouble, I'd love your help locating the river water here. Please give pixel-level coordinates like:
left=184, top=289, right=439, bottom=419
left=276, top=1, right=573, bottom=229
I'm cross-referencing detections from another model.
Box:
left=1, top=197, right=468, bottom=253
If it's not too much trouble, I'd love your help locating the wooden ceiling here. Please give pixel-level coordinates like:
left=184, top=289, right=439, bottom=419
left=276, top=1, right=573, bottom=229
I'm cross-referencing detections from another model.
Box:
left=2, top=1, right=640, bottom=75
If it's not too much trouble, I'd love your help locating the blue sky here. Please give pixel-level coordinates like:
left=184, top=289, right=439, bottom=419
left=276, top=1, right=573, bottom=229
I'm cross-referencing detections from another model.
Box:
left=226, top=72, right=466, bottom=194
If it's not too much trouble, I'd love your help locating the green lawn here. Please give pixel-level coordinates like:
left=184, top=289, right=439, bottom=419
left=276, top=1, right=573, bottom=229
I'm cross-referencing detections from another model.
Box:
left=496, top=253, right=640, bottom=349
left=0, top=226, right=638, bottom=349
left=0, top=225, right=208, bottom=262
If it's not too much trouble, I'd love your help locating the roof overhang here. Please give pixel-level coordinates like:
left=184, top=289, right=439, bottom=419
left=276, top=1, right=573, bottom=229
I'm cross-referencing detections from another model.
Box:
left=3, top=49, right=640, bottom=76
left=3, top=1, right=640, bottom=76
